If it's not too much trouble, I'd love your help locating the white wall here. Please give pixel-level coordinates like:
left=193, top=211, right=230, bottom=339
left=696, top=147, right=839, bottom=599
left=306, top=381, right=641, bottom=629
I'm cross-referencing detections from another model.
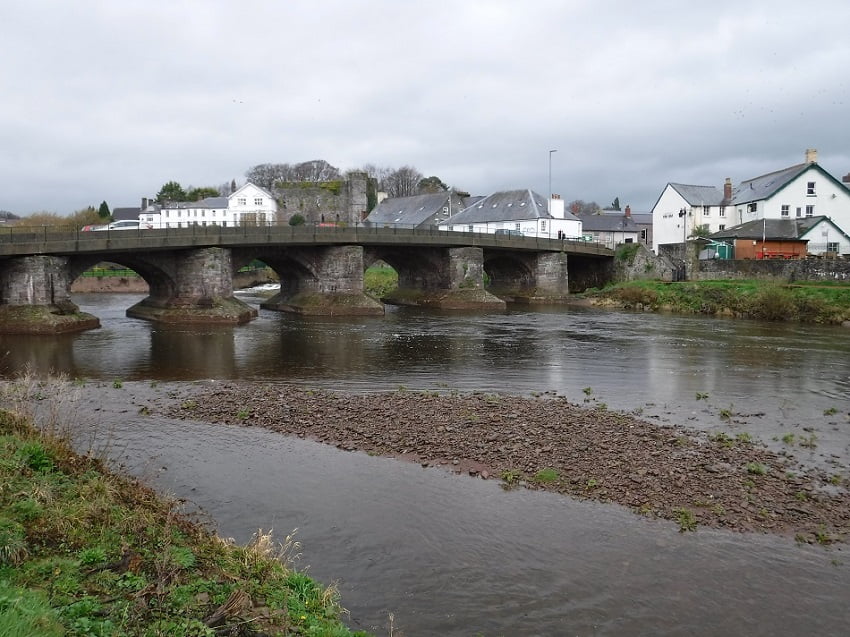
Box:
left=738, top=167, right=850, bottom=235
left=443, top=217, right=582, bottom=239
left=651, top=185, right=691, bottom=252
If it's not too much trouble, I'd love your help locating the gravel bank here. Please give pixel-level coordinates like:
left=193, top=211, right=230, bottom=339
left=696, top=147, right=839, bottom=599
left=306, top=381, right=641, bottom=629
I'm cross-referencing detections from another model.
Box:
left=168, top=382, right=850, bottom=545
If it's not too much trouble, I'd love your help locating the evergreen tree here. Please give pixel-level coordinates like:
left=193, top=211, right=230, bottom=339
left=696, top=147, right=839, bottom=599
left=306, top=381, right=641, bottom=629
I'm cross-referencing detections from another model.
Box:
left=98, top=200, right=110, bottom=219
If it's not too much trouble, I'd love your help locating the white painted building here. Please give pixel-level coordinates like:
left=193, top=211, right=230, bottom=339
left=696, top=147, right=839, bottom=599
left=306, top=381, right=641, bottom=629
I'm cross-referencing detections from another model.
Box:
left=438, top=190, right=582, bottom=239
left=140, top=183, right=278, bottom=229
left=651, top=149, right=850, bottom=253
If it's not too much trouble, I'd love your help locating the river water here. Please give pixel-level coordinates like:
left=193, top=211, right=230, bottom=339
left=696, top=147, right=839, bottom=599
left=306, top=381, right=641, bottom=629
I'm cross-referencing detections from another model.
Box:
left=2, top=291, right=850, bottom=636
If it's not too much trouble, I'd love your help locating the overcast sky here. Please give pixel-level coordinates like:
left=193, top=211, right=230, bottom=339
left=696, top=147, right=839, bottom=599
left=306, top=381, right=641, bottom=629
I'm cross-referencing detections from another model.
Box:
left=2, top=0, right=849, bottom=216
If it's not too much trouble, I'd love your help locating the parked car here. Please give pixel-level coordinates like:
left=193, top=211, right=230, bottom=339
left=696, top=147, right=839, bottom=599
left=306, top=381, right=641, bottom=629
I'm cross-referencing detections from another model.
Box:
left=89, top=220, right=141, bottom=231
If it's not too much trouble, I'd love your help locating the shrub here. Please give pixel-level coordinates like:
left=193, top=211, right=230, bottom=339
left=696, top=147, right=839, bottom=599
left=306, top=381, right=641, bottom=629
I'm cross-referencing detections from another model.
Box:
left=288, top=214, right=306, bottom=226
left=613, top=285, right=658, bottom=308
left=749, top=286, right=796, bottom=321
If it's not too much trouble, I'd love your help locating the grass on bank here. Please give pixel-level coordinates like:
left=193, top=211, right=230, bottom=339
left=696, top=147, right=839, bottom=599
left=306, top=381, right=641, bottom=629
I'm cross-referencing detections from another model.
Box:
left=0, top=401, right=371, bottom=637
left=364, top=265, right=398, bottom=299
left=585, top=279, right=850, bottom=323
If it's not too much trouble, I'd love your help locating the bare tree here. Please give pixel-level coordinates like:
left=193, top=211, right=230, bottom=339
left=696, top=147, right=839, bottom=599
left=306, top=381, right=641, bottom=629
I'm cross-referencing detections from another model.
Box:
left=291, top=159, right=341, bottom=182
left=245, top=163, right=292, bottom=190
left=384, top=165, right=424, bottom=198
left=567, top=199, right=602, bottom=216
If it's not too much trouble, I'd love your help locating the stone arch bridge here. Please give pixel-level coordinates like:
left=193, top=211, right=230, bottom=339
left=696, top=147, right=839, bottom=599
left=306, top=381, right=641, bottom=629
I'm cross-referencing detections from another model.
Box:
left=0, top=225, right=613, bottom=333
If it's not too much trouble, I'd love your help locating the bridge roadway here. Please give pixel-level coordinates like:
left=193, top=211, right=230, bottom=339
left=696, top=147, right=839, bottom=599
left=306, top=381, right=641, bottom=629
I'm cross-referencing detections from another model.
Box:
left=0, top=223, right=614, bottom=333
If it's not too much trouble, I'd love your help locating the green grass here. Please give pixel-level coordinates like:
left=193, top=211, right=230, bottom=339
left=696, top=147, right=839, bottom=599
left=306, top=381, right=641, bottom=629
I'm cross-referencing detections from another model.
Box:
left=586, top=279, right=850, bottom=323
left=0, top=405, right=371, bottom=637
left=364, top=265, right=398, bottom=298
left=746, top=462, right=769, bottom=475
left=533, top=468, right=559, bottom=484
left=673, top=507, right=697, bottom=532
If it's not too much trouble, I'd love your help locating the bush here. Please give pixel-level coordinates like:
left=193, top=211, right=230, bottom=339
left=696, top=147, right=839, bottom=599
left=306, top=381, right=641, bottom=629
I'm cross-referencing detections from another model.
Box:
left=749, top=286, right=796, bottom=321
left=288, top=214, right=306, bottom=227
left=613, top=285, right=658, bottom=308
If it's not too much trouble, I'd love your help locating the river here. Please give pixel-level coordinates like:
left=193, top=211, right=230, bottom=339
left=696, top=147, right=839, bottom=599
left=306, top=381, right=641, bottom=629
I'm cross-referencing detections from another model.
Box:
left=2, top=291, right=849, bottom=636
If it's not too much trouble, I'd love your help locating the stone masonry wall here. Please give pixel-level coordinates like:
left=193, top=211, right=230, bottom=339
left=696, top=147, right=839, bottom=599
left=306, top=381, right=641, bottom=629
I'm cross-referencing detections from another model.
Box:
left=275, top=172, right=368, bottom=225
left=694, top=258, right=850, bottom=282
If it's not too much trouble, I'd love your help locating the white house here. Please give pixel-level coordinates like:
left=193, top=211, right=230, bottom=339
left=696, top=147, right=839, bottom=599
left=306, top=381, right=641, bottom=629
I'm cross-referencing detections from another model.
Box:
left=651, top=149, right=850, bottom=253
left=140, top=183, right=278, bottom=229
left=438, top=190, right=582, bottom=239
left=579, top=206, right=642, bottom=248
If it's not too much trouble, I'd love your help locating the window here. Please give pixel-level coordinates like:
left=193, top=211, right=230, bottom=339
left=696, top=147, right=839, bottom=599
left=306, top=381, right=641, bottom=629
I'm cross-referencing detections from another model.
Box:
left=540, top=220, right=547, bottom=232
left=719, top=206, right=725, bottom=217
left=747, top=202, right=757, bottom=213
left=827, top=241, right=839, bottom=253
left=254, top=197, right=263, bottom=206
left=807, top=181, right=816, bottom=195
left=796, top=207, right=802, bottom=218
left=718, top=224, right=725, bottom=231
left=703, top=206, right=710, bottom=217
left=806, top=205, right=814, bottom=217
left=515, top=223, right=521, bottom=231
left=640, top=229, right=647, bottom=240
left=468, top=225, right=474, bottom=232
left=781, top=205, right=789, bottom=217
left=237, top=197, right=246, bottom=206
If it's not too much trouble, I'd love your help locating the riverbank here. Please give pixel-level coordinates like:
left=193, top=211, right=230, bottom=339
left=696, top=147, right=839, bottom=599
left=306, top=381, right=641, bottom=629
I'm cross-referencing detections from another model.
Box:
left=0, top=395, right=370, bottom=636
left=167, top=382, right=850, bottom=546
left=581, top=279, right=850, bottom=324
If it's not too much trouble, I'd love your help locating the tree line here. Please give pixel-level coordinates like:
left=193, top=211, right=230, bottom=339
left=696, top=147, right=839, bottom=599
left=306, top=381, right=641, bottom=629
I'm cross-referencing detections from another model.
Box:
left=8, top=156, right=621, bottom=226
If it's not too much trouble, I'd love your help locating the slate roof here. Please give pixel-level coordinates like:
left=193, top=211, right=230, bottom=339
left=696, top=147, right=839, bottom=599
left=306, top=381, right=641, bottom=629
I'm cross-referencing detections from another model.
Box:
left=730, top=163, right=809, bottom=205
left=668, top=184, right=726, bottom=206
left=366, top=192, right=462, bottom=226
left=708, top=215, right=844, bottom=241
left=600, top=209, right=652, bottom=225
left=579, top=214, right=641, bottom=232
left=162, top=196, right=229, bottom=209
left=111, top=207, right=141, bottom=220
left=445, top=190, right=579, bottom=225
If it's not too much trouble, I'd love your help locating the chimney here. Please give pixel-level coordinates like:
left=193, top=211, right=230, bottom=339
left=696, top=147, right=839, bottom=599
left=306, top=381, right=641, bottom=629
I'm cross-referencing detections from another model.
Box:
left=723, top=177, right=732, bottom=202
left=624, top=205, right=631, bottom=218
left=843, top=173, right=850, bottom=184
left=805, top=148, right=818, bottom=164
left=141, top=197, right=148, bottom=210
left=549, top=194, right=565, bottom=219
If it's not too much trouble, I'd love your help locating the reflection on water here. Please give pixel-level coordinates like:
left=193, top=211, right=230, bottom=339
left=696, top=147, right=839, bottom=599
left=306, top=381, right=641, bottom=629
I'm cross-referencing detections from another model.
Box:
left=2, top=292, right=850, bottom=467
left=5, top=292, right=850, bottom=635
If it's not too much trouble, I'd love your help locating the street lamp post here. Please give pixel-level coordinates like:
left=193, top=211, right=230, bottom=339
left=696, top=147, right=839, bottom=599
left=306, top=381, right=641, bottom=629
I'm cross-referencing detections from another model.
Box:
left=548, top=149, right=557, bottom=212
left=678, top=207, right=687, bottom=280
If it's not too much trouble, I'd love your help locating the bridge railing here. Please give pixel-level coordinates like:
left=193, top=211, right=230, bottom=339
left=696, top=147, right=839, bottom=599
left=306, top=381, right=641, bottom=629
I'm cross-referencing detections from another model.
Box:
left=0, top=220, right=613, bottom=255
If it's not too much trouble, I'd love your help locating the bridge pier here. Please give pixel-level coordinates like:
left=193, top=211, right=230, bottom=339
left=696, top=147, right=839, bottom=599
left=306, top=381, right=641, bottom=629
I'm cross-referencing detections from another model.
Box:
left=0, top=256, right=99, bottom=334
left=126, top=248, right=257, bottom=324
left=488, top=251, right=570, bottom=304
left=260, top=245, right=384, bottom=316
left=382, top=247, right=506, bottom=310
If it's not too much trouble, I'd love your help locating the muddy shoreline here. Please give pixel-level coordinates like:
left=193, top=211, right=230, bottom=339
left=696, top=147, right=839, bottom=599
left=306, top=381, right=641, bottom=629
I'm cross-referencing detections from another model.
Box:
left=165, top=382, right=850, bottom=545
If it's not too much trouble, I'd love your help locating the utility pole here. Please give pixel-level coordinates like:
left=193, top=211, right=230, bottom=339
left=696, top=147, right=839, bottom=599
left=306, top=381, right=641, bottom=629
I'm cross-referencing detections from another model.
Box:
left=548, top=149, right=557, bottom=212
